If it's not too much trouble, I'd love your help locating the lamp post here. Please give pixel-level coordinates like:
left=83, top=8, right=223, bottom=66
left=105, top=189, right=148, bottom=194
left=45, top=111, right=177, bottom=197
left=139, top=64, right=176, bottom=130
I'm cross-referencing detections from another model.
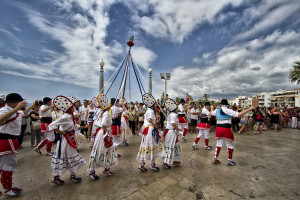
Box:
left=160, top=73, right=171, bottom=98
left=99, top=59, right=105, bottom=93
left=148, top=68, right=152, bottom=93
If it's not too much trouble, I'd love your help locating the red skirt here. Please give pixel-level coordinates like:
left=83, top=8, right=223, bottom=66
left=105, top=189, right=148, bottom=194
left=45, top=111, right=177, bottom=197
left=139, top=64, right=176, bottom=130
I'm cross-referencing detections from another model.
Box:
left=197, top=123, right=210, bottom=130
left=216, top=127, right=234, bottom=141
left=0, top=138, right=19, bottom=156
left=178, top=117, right=188, bottom=124
left=111, top=125, right=121, bottom=137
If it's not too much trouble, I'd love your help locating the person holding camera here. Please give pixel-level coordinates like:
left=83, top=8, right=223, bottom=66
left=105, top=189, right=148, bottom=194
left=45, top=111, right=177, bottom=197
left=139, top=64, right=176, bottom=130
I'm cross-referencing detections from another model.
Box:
left=30, top=102, right=42, bottom=147
left=0, top=93, right=37, bottom=196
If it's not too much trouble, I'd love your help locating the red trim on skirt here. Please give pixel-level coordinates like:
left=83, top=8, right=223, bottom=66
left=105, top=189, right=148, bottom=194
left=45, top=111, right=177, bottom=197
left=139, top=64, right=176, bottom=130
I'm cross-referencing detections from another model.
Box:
left=197, top=123, right=210, bottom=130
left=111, top=125, right=121, bottom=137
left=215, top=127, right=234, bottom=141
left=0, top=138, right=19, bottom=156
left=178, top=117, right=188, bottom=124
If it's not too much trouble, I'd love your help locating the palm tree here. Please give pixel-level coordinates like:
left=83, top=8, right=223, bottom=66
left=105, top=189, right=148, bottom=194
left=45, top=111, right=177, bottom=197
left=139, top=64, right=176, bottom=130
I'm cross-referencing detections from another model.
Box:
left=203, top=94, right=209, bottom=101
left=289, top=60, right=300, bottom=84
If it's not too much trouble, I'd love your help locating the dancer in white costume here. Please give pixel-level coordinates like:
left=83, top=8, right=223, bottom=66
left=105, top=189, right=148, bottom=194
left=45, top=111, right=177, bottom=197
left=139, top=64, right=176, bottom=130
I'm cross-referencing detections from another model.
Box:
left=119, top=98, right=132, bottom=146
left=178, top=99, right=189, bottom=142
left=88, top=93, right=118, bottom=180
left=163, top=98, right=182, bottom=169
left=49, top=95, right=87, bottom=185
left=137, top=94, right=166, bottom=172
left=193, top=102, right=213, bottom=150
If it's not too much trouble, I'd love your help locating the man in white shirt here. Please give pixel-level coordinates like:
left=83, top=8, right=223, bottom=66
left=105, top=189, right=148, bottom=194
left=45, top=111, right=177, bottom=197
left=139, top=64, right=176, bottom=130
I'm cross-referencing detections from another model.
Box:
left=193, top=102, right=212, bottom=150
left=110, top=98, right=124, bottom=148
left=0, top=93, right=37, bottom=196
left=190, top=104, right=200, bottom=133
left=34, top=97, right=55, bottom=156
left=178, top=99, right=188, bottom=142
left=211, top=99, right=254, bottom=166
left=79, top=100, right=88, bottom=135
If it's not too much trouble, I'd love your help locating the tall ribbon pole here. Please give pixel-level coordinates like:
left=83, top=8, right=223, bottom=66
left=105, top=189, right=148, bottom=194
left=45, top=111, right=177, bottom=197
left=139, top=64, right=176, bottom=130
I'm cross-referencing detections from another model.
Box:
left=122, top=36, right=135, bottom=99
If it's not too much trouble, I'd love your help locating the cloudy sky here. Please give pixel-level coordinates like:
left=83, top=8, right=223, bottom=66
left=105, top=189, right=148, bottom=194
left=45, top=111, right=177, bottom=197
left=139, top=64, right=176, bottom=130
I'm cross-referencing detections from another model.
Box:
left=0, top=0, right=300, bottom=102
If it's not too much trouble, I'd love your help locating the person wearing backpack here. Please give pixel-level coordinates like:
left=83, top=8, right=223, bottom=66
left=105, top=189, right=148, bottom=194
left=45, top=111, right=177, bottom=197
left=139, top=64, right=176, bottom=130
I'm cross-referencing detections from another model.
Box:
left=211, top=99, right=254, bottom=166
left=253, top=107, right=264, bottom=135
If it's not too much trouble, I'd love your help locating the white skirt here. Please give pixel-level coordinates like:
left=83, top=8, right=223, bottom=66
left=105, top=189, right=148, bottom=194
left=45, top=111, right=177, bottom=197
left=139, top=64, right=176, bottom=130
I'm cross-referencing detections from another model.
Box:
left=51, top=137, right=86, bottom=176
left=89, top=129, right=118, bottom=170
left=136, top=126, right=166, bottom=161
left=121, top=117, right=132, bottom=139
left=164, top=130, right=181, bottom=164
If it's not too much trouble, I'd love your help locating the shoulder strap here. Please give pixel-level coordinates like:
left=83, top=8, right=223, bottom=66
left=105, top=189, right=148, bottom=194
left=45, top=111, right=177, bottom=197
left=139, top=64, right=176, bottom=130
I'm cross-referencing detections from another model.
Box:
left=0, top=112, right=20, bottom=125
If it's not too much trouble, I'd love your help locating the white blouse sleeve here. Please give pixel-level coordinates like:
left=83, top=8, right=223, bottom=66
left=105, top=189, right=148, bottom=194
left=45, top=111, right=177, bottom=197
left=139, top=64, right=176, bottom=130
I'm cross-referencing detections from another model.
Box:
left=48, top=115, right=68, bottom=131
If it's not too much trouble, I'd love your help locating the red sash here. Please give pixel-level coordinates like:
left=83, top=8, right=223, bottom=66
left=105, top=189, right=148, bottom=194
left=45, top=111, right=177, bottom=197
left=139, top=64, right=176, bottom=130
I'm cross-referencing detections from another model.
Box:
left=124, top=116, right=129, bottom=126
left=0, top=138, right=19, bottom=156
left=0, top=113, right=19, bottom=125
left=64, top=132, right=77, bottom=149
left=94, top=127, right=101, bottom=137
left=142, top=126, right=150, bottom=136
left=164, top=129, right=178, bottom=143
left=103, top=130, right=113, bottom=148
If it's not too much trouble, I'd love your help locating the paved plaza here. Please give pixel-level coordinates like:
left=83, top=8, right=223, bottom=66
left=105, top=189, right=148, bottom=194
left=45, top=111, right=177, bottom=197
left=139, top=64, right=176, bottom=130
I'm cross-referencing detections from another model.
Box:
left=2, top=129, right=300, bottom=200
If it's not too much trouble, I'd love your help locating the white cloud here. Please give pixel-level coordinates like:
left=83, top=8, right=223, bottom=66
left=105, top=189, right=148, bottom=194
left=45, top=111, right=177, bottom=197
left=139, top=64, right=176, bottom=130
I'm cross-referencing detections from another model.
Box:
left=234, top=0, right=300, bottom=41
left=160, top=30, right=300, bottom=99
left=131, top=46, right=157, bottom=70
left=127, top=0, right=244, bottom=43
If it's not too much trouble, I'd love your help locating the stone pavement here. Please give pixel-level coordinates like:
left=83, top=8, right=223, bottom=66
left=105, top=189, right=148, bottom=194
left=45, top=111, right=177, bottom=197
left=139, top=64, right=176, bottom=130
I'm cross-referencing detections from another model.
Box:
left=1, top=128, right=299, bottom=200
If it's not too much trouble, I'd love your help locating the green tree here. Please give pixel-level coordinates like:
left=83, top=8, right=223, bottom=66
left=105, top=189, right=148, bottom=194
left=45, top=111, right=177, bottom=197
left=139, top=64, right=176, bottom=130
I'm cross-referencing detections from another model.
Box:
left=289, top=60, right=300, bottom=84
left=175, top=97, right=181, bottom=103
left=203, top=93, right=209, bottom=101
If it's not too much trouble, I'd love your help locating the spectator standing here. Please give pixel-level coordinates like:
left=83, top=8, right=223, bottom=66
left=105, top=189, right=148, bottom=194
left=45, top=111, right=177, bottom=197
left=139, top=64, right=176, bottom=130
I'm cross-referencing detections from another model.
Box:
left=30, top=104, right=41, bottom=147
left=79, top=100, right=88, bottom=136
left=128, top=105, right=137, bottom=135
left=18, top=107, right=28, bottom=149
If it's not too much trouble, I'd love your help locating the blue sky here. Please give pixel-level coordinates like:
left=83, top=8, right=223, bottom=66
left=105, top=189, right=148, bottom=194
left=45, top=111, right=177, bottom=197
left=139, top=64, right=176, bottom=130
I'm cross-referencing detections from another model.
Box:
left=0, top=0, right=300, bottom=103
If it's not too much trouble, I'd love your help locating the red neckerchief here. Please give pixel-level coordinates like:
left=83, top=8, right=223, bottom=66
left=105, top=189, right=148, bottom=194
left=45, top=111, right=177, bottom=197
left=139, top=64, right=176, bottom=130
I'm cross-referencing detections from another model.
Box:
left=0, top=112, right=20, bottom=125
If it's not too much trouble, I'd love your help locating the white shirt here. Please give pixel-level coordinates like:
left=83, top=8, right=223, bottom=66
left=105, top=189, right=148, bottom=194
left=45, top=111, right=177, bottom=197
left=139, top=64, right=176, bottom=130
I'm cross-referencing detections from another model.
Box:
left=166, top=112, right=179, bottom=129
left=79, top=105, right=88, bottom=121
left=111, top=105, right=123, bottom=119
left=190, top=108, right=199, bottom=120
left=143, top=108, right=155, bottom=127
left=52, top=110, right=63, bottom=121
left=101, top=111, right=112, bottom=127
left=93, top=107, right=102, bottom=121
left=39, top=105, right=51, bottom=118
left=48, top=113, right=80, bottom=132
left=0, top=105, right=24, bottom=136
left=201, top=107, right=210, bottom=117
left=178, top=104, right=185, bottom=115
left=211, top=106, right=238, bottom=124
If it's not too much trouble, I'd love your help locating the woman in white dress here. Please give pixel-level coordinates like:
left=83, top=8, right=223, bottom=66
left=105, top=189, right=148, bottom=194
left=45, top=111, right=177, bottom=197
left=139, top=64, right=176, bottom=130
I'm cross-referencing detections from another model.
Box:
left=137, top=94, right=165, bottom=172
left=163, top=98, right=182, bottom=168
left=48, top=95, right=87, bottom=185
left=120, top=98, right=132, bottom=146
left=88, top=93, right=118, bottom=180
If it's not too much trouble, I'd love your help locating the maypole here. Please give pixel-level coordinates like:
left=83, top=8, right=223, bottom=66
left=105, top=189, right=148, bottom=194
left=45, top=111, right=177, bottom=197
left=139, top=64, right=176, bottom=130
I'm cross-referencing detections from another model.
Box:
left=121, top=36, right=135, bottom=99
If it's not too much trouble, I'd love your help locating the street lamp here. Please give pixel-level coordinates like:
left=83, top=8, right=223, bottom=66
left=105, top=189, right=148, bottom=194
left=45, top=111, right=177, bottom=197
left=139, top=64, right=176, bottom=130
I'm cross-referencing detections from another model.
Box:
left=160, top=73, right=171, bottom=98
left=148, top=68, right=152, bottom=93
left=99, top=59, right=105, bottom=93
